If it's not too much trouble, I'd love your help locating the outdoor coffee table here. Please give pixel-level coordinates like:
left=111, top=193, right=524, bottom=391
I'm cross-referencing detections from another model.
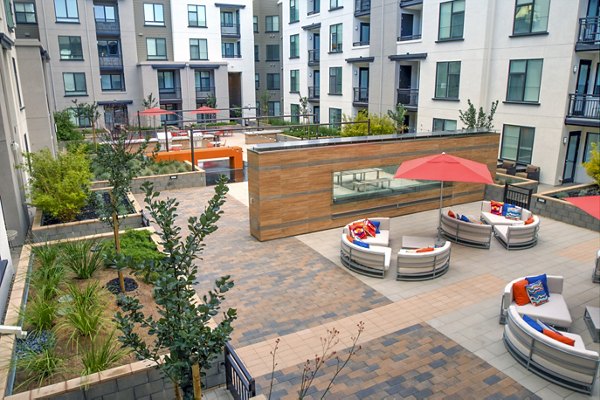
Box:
left=584, top=305, right=600, bottom=343
left=401, top=236, right=437, bottom=249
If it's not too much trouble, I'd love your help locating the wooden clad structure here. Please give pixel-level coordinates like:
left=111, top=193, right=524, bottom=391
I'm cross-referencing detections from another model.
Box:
left=248, top=132, right=500, bottom=241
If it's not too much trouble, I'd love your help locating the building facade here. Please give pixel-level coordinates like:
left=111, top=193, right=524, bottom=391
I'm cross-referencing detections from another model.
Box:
left=281, top=0, right=600, bottom=185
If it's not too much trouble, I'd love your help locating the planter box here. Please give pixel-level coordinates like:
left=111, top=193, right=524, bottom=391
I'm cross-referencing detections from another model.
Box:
left=30, top=191, right=143, bottom=243
left=244, top=129, right=283, bottom=144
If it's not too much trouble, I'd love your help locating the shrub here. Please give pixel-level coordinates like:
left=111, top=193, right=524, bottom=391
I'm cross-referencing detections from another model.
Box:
left=28, top=148, right=92, bottom=222
left=32, top=244, right=61, bottom=270
left=341, top=110, right=395, bottom=137
left=102, top=230, right=163, bottom=283
left=80, top=329, right=128, bottom=375
left=58, top=282, right=106, bottom=340
left=53, top=110, right=83, bottom=141
left=60, top=240, right=103, bottom=279
left=16, top=340, right=62, bottom=389
left=583, top=142, right=600, bottom=187
left=23, top=293, right=58, bottom=332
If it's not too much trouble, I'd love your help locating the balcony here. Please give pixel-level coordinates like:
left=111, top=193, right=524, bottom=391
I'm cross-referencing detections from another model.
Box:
left=355, top=0, right=370, bottom=16
left=308, top=86, right=320, bottom=101
left=159, top=87, right=182, bottom=102
left=95, top=20, right=120, bottom=36
left=221, top=23, right=240, bottom=38
left=353, top=87, right=368, bottom=106
left=308, top=49, right=320, bottom=65
left=196, top=86, right=215, bottom=100
left=396, top=88, right=419, bottom=110
left=397, top=33, right=422, bottom=41
left=98, top=55, right=123, bottom=70
left=576, top=17, right=600, bottom=52
left=565, top=93, right=600, bottom=127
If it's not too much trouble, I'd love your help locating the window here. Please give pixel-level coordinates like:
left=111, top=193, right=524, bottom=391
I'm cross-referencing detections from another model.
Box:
left=266, top=44, right=280, bottom=61
left=54, top=0, right=78, bottom=22
left=329, top=67, right=342, bottom=94
left=147, top=38, right=167, bottom=60
left=357, top=23, right=370, bottom=45
left=268, top=101, right=281, bottom=116
left=438, top=0, right=464, bottom=40
left=432, top=118, right=457, bottom=131
left=501, top=124, right=535, bottom=164
left=58, top=36, right=83, bottom=60
left=144, top=3, right=164, bottom=26
left=584, top=133, right=600, bottom=162
left=290, top=104, right=300, bottom=123
left=100, top=73, right=124, bottom=91
left=290, top=70, right=299, bottom=93
left=70, top=109, right=90, bottom=127
left=97, top=40, right=120, bottom=57
left=329, top=108, right=342, bottom=128
left=158, top=70, right=175, bottom=89
left=290, top=0, right=299, bottom=23
left=93, top=4, right=116, bottom=22
left=313, top=106, right=320, bottom=123
left=12, top=58, right=22, bottom=108
left=434, top=61, right=461, bottom=99
left=309, top=0, right=320, bottom=14
left=195, top=70, right=213, bottom=90
left=513, top=0, right=550, bottom=35
left=330, top=0, right=342, bottom=10
left=330, top=23, right=343, bottom=52
left=253, top=15, right=258, bottom=32
left=190, top=39, right=208, bottom=60
left=14, top=2, right=36, bottom=23
left=267, top=73, right=280, bottom=90
left=289, top=34, right=299, bottom=58
left=222, top=41, right=240, bottom=57
left=506, top=59, right=543, bottom=103
left=254, top=45, right=259, bottom=61
left=255, top=73, right=259, bottom=90
left=266, top=15, right=279, bottom=32
left=63, top=72, right=87, bottom=96
left=188, top=4, right=206, bottom=27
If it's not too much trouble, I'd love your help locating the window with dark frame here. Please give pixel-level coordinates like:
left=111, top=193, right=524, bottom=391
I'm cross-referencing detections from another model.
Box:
left=290, top=104, right=300, bottom=123
left=330, top=23, right=343, bottom=52
left=195, top=70, right=213, bottom=90
left=255, top=73, right=259, bottom=90
left=100, top=73, right=124, bottom=91
left=266, top=44, right=280, bottom=61
left=54, top=0, right=79, bottom=23
left=253, top=15, right=258, bottom=32
left=254, top=45, right=259, bottom=61
left=500, top=124, right=535, bottom=164
left=14, top=2, right=36, bottom=24
left=12, top=58, right=22, bottom=108
left=432, top=118, right=457, bottom=131
left=329, top=108, right=341, bottom=128
left=266, top=15, right=279, bottom=32
left=93, top=4, right=116, bottom=22
left=267, top=73, right=280, bottom=90
left=188, top=4, right=206, bottom=27
left=63, top=72, right=87, bottom=96
left=506, top=59, right=543, bottom=103
left=147, top=38, right=167, bottom=60
left=583, top=133, right=600, bottom=163
left=330, top=0, right=342, bottom=10
left=190, top=38, right=208, bottom=60
left=290, top=34, right=299, bottom=58
left=221, top=41, right=240, bottom=57
left=290, top=70, right=299, bottom=93
left=290, top=0, right=299, bottom=22
left=268, top=101, right=281, bottom=116
left=438, top=0, right=464, bottom=40
left=158, top=70, right=175, bottom=90
left=58, top=36, right=83, bottom=60
left=434, top=61, right=461, bottom=99
left=144, top=3, right=164, bottom=26
left=513, top=0, right=550, bottom=35
left=97, top=39, right=120, bottom=57
left=329, top=67, right=342, bottom=94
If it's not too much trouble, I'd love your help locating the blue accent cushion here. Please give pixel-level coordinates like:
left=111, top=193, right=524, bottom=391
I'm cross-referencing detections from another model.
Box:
left=460, top=215, right=470, bottom=223
left=526, top=281, right=549, bottom=306
left=526, top=274, right=549, bottom=298
left=522, top=315, right=543, bottom=332
left=371, top=220, right=381, bottom=233
left=353, top=239, right=370, bottom=248
left=502, top=203, right=514, bottom=216
left=505, top=205, right=522, bottom=220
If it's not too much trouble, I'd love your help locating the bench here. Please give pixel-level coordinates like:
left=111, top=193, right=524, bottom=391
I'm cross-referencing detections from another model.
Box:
left=439, top=212, right=493, bottom=249
left=340, top=234, right=391, bottom=278
left=352, top=178, right=391, bottom=192
left=396, top=241, right=451, bottom=281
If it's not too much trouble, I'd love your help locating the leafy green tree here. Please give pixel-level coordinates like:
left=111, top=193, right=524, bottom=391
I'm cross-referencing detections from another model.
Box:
left=116, top=179, right=236, bottom=400
left=387, top=104, right=408, bottom=133
left=458, top=99, right=499, bottom=130
left=53, top=110, right=83, bottom=141
left=583, top=142, right=600, bottom=187
left=71, top=100, right=100, bottom=146
left=341, top=110, right=395, bottom=137
left=27, top=148, right=92, bottom=222
left=206, top=93, right=217, bottom=109
left=142, top=93, right=159, bottom=128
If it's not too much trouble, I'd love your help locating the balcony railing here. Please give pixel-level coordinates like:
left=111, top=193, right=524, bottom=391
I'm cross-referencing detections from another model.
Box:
left=308, top=86, right=320, bottom=100
left=308, top=49, right=320, bottom=65
left=397, top=33, right=422, bottom=41
left=355, top=0, right=371, bottom=16
left=195, top=86, right=215, bottom=99
left=353, top=40, right=370, bottom=46
left=576, top=17, right=600, bottom=50
left=95, top=20, right=120, bottom=35
left=353, top=87, right=368, bottom=104
left=222, top=53, right=242, bottom=58
left=159, top=87, right=182, bottom=101
left=566, top=93, right=600, bottom=122
left=98, top=55, right=123, bottom=69
left=396, top=88, right=419, bottom=108
left=221, top=23, right=240, bottom=37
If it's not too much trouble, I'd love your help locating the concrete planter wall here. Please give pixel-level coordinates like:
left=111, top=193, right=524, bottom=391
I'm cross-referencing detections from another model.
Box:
left=91, top=168, right=206, bottom=194
left=484, top=173, right=539, bottom=201
left=30, top=192, right=143, bottom=243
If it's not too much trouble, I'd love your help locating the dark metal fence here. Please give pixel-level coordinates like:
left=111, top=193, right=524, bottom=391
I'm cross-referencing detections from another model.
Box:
left=503, top=184, right=532, bottom=210
left=224, top=342, right=255, bottom=400
left=577, top=16, right=600, bottom=45
left=566, top=93, right=600, bottom=120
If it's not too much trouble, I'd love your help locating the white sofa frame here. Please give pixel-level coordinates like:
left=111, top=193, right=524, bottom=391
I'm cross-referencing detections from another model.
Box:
left=439, top=212, right=493, bottom=249
left=396, top=241, right=451, bottom=281
left=340, top=234, right=391, bottom=278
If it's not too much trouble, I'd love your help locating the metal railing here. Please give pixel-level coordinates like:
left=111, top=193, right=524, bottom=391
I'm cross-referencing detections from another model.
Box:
left=308, top=86, right=320, bottom=99
left=566, top=93, right=600, bottom=120
left=98, top=55, right=123, bottom=68
left=158, top=87, right=182, bottom=101
left=308, top=49, right=320, bottom=65
left=353, top=87, right=368, bottom=103
left=577, top=16, right=600, bottom=46
left=195, top=86, right=215, bottom=99
left=396, top=88, right=419, bottom=108
left=95, top=20, right=120, bottom=35
left=221, top=23, right=240, bottom=37
left=353, top=40, right=370, bottom=46
left=223, top=53, right=242, bottom=58
left=225, top=343, right=255, bottom=400
left=398, top=33, right=422, bottom=41
left=355, top=0, right=371, bottom=15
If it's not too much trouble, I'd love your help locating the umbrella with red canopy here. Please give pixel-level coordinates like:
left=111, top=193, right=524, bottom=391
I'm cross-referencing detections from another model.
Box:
left=189, top=105, right=218, bottom=114
left=138, top=107, right=175, bottom=116
left=394, top=152, right=493, bottom=236
left=565, top=195, right=600, bottom=220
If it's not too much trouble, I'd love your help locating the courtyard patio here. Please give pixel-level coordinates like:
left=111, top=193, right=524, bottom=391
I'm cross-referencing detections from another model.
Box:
left=136, top=182, right=599, bottom=399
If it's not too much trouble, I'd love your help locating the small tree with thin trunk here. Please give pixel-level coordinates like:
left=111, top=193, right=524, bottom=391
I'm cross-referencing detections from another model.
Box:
left=458, top=99, right=499, bottom=130
left=115, top=179, right=237, bottom=400
left=71, top=100, right=100, bottom=146
left=142, top=93, right=159, bottom=129
left=387, top=103, right=408, bottom=134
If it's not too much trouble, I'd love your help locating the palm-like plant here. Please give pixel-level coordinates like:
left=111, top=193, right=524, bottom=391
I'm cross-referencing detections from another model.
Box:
left=60, top=240, right=103, bottom=279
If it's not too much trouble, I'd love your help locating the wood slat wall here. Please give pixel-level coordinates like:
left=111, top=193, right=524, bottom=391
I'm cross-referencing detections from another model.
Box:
left=248, top=133, right=500, bottom=241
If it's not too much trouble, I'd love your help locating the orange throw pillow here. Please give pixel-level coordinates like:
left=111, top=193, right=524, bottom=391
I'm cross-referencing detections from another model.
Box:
left=524, top=216, right=534, bottom=225
left=543, top=328, right=575, bottom=346
left=346, top=234, right=354, bottom=243
left=416, top=247, right=434, bottom=253
left=448, top=210, right=456, bottom=219
left=512, top=279, right=530, bottom=306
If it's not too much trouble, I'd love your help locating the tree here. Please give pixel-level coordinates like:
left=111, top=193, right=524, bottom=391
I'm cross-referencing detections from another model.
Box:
left=95, top=126, right=147, bottom=293
left=387, top=103, right=408, bottom=133
left=142, top=93, right=158, bottom=128
left=458, top=99, right=499, bottom=130
left=71, top=100, right=100, bottom=146
left=299, top=95, right=309, bottom=125
left=258, top=90, right=271, bottom=120
left=341, top=110, right=395, bottom=137
left=583, top=142, right=600, bottom=187
left=115, top=179, right=237, bottom=400
left=53, top=110, right=83, bottom=141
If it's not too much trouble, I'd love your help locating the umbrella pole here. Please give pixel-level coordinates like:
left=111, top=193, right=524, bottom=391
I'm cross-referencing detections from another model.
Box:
left=437, top=181, right=444, bottom=240
left=164, top=123, right=169, bottom=152
left=137, top=111, right=141, bottom=139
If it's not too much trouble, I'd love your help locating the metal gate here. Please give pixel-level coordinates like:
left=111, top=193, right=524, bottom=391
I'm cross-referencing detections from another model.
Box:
left=224, top=342, right=256, bottom=400
left=503, top=184, right=532, bottom=209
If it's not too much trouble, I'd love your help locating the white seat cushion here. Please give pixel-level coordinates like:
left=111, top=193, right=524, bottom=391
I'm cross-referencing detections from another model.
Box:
left=481, top=211, right=525, bottom=226
left=513, top=294, right=573, bottom=328
left=362, top=230, right=389, bottom=246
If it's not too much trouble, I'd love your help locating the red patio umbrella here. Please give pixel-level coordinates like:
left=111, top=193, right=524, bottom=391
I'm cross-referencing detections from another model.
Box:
left=394, top=152, right=493, bottom=235
left=189, top=105, right=217, bottom=114
left=138, top=107, right=175, bottom=116
left=565, top=195, right=600, bottom=220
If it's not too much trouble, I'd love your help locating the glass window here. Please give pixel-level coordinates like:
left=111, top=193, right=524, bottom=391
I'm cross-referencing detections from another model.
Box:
left=330, top=0, right=342, bottom=10
left=289, top=34, right=299, bottom=58
left=501, top=124, right=535, bottom=164
left=254, top=45, right=259, bottom=61
left=266, top=15, right=279, bottom=32
left=188, top=4, right=206, bottom=27
left=432, top=118, right=457, bottom=131
left=290, top=0, right=299, bottom=23
left=506, top=59, right=543, bottom=103
left=329, top=108, right=342, bottom=128
left=290, top=104, right=300, bottom=123
left=222, top=41, right=240, bottom=57
left=266, top=44, right=280, bottom=61
left=54, top=0, right=78, bottom=22
left=58, top=36, right=83, bottom=60
left=158, top=70, right=175, bottom=89
left=97, top=40, right=120, bottom=57
left=253, top=15, right=258, bottom=32
left=144, top=3, right=164, bottom=26
left=330, top=23, right=343, bottom=52
left=255, top=73, right=259, bottom=90
left=14, top=2, right=36, bottom=23
left=268, top=101, right=281, bottom=116
left=93, top=4, right=116, bottom=22
left=309, top=0, right=321, bottom=14
left=100, top=73, right=124, bottom=91
left=513, top=0, right=550, bottom=35
left=190, top=38, right=208, bottom=60
left=147, top=38, right=167, bottom=60
left=290, top=70, right=299, bottom=93
left=438, top=0, right=465, bottom=40
left=329, top=67, right=342, bottom=94
left=359, top=23, right=370, bottom=45
left=583, top=133, right=600, bottom=162
left=435, top=61, right=461, bottom=99
left=63, top=72, right=87, bottom=95
left=267, top=73, right=280, bottom=90
left=195, top=70, right=213, bottom=90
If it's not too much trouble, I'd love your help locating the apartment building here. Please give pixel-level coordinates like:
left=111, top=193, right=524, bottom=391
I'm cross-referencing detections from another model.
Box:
left=282, top=0, right=600, bottom=185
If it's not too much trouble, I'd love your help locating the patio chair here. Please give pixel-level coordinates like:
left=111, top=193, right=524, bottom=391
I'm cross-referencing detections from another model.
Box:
left=516, top=165, right=540, bottom=181
left=497, top=160, right=516, bottom=175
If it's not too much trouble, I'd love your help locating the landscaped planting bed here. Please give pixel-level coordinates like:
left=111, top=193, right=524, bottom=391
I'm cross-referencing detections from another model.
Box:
left=531, top=183, right=600, bottom=231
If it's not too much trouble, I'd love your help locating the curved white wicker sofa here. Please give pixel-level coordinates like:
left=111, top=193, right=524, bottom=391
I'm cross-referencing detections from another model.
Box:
left=396, top=241, right=451, bottom=281
left=439, top=212, right=493, bottom=248
left=504, top=306, right=600, bottom=394
left=342, top=217, right=390, bottom=246
left=340, top=234, right=391, bottom=278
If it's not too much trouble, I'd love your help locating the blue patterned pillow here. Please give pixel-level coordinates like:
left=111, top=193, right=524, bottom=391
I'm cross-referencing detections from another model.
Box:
left=526, top=274, right=550, bottom=298
left=526, top=281, right=549, bottom=306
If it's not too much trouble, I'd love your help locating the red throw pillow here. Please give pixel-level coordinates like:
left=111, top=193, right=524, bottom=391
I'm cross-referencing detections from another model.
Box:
left=363, top=219, right=377, bottom=237
left=352, top=227, right=367, bottom=239
left=543, top=328, right=575, bottom=346
left=448, top=210, right=456, bottom=219
left=524, top=216, right=534, bottom=225
left=512, top=279, right=530, bottom=306
left=346, top=234, right=354, bottom=243
left=416, top=247, right=434, bottom=253
left=490, top=200, right=504, bottom=216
